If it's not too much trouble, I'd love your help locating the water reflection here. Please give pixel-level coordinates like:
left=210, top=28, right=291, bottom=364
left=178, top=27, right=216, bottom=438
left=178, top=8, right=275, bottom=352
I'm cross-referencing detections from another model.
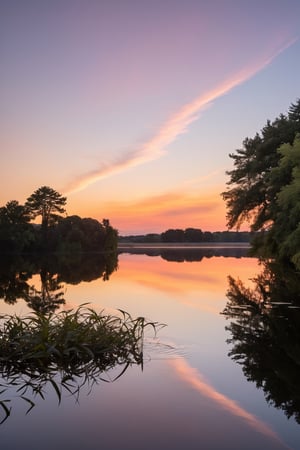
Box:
left=0, top=252, right=118, bottom=312
left=25, top=269, right=65, bottom=314
left=169, top=357, right=283, bottom=444
left=118, top=243, right=250, bottom=261
left=223, top=260, right=300, bottom=424
left=0, top=252, right=125, bottom=422
left=0, top=250, right=298, bottom=448
left=0, top=305, right=159, bottom=424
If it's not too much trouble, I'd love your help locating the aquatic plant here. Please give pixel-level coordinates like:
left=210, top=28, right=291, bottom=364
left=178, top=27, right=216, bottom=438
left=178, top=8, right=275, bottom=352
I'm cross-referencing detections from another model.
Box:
left=0, top=305, right=163, bottom=423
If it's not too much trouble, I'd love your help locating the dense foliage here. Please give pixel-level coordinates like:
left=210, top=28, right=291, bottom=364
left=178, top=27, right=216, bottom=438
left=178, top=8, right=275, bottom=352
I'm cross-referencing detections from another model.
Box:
left=25, top=186, right=67, bottom=231
left=222, top=99, right=300, bottom=267
left=0, top=186, right=118, bottom=253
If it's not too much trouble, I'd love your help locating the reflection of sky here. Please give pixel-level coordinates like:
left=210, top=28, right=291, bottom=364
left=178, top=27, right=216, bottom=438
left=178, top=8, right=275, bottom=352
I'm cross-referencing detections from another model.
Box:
left=1, top=255, right=300, bottom=448
left=65, top=253, right=261, bottom=311
left=0, top=361, right=290, bottom=450
left=169, top=358, right=285, bottom=445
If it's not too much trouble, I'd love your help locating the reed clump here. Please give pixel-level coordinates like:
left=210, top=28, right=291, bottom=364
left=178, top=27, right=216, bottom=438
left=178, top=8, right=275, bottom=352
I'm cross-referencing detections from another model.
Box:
left=0, top=305, right=162, bottom=422
left=0, top=305, right=160, bottom=371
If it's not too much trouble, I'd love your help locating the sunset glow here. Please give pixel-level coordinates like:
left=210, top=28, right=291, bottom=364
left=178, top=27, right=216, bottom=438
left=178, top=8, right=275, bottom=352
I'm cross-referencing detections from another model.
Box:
left=1, top=1, right=300, bottom=234
left=97, top=187, right=227, bottom=234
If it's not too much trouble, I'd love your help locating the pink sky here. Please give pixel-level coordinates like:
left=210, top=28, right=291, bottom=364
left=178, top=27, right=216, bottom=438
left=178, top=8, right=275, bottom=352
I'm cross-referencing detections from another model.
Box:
left=1, top=1, right=300, bottom=234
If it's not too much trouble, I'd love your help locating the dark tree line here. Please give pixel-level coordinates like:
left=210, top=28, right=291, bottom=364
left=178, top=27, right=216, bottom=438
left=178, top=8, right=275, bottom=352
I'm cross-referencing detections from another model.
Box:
left=0, top=186, right=118, bottom=254
left=161, top=228, right=253, bottom=243
left=119, top=228, right=254, bottom=243
left=222, top=99, right=300, bottom=268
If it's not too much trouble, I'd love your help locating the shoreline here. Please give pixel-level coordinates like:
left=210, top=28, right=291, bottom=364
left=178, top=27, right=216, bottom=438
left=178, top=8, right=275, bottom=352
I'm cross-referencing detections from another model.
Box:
left=118, top=242, right=251, bottom=249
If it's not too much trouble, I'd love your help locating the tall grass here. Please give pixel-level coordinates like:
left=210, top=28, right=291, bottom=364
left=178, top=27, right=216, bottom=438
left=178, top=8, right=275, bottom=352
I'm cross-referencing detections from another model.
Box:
left=0, top=305, right=163, bottom=423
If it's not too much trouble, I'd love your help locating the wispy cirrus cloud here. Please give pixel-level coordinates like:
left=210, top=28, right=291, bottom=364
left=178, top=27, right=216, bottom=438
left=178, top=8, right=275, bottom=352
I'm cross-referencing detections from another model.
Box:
left=62, top=38, right=297, bottom=196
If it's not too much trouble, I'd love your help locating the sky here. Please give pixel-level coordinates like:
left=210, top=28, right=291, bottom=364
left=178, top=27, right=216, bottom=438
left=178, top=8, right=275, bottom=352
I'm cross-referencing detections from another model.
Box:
left=1, top=0, right=300, bottom=235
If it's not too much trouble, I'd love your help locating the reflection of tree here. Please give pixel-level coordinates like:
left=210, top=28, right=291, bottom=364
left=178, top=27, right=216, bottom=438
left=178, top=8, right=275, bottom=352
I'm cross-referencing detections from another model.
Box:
left=25, top=269, right=65, bottom=314
left=0, top=258, right=65, bottom=313
left=223, top=260, right=300, bottom=424
left=118, top=246, right=250, bottom=261
left=0, top=271, right=30, bottom=305
left=0, top=307, right=160, bottom=423
left=0, top=252, right=118, bottom=313
left=0, top=257, right=33, bottom=304
left=58, top=252, right=118, bottom=284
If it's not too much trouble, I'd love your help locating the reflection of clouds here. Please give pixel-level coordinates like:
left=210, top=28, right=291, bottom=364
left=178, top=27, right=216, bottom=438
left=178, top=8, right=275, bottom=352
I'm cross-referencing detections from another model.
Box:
left=134, top=276, right=223, bottom=315
left=63, top=256, right=260, bottom=317
left=119, top=255, right=259, bottom=297
left=114, top=256, right=260, bottom=317
left=170, top=358, right=288, bottom=447
left=121, top=256, right=223, bottom=292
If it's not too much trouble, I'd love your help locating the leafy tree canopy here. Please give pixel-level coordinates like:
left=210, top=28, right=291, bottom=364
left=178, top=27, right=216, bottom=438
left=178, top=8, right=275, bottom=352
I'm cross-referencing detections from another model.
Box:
left=0, top=201, right=34, bottom=252
left=268, top=136, right=300, bottom=266
left=0, top=200, right=31, bottom=226
left=222, top=99, right=300, bottom=267
left=25, top=186, right=67, bottom=229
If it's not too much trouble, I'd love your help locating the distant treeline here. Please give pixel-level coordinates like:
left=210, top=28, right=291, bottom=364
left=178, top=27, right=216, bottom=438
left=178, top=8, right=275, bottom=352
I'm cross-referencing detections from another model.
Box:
left=119, top=228, right=256, bottom=243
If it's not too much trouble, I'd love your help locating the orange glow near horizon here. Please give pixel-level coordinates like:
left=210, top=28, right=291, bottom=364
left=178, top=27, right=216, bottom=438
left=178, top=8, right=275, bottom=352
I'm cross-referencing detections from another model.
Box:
left=114, top=254, right=260, bottom=313
left=45, top=253, right=261, bottom=321
left=68, top=186, right=231, bottom=235
left=52, top=253, right=261, bottom=318
left=170, top=358, right=285, bottom=444
left=1, top=2, right=299, bottom=243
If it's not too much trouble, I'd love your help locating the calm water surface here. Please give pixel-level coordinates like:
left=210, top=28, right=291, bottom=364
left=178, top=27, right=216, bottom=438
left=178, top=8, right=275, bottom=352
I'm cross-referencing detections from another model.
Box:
left=1, top=247, right=300, bottom=450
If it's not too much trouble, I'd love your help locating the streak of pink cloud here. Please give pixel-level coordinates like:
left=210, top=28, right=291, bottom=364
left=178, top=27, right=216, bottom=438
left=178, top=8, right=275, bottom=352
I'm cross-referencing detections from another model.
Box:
left=62, top=38, right=297, bottom=196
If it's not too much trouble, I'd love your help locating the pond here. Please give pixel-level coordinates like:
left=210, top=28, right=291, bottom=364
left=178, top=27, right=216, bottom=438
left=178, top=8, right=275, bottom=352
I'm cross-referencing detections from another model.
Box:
left=0, top=246, right=300, bottom=450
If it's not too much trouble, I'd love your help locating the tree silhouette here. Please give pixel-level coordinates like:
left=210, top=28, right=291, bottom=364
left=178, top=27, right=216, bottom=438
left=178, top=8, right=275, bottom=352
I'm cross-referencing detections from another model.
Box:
left=222, top=99, right=300, bottom=266
left=25, top=186, right=67, bottom=232
left=25, top=268, right=65, bottom=314
left=223, top=261, right=300, bottom=423
left=0, top=201, right=34, bottom=252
